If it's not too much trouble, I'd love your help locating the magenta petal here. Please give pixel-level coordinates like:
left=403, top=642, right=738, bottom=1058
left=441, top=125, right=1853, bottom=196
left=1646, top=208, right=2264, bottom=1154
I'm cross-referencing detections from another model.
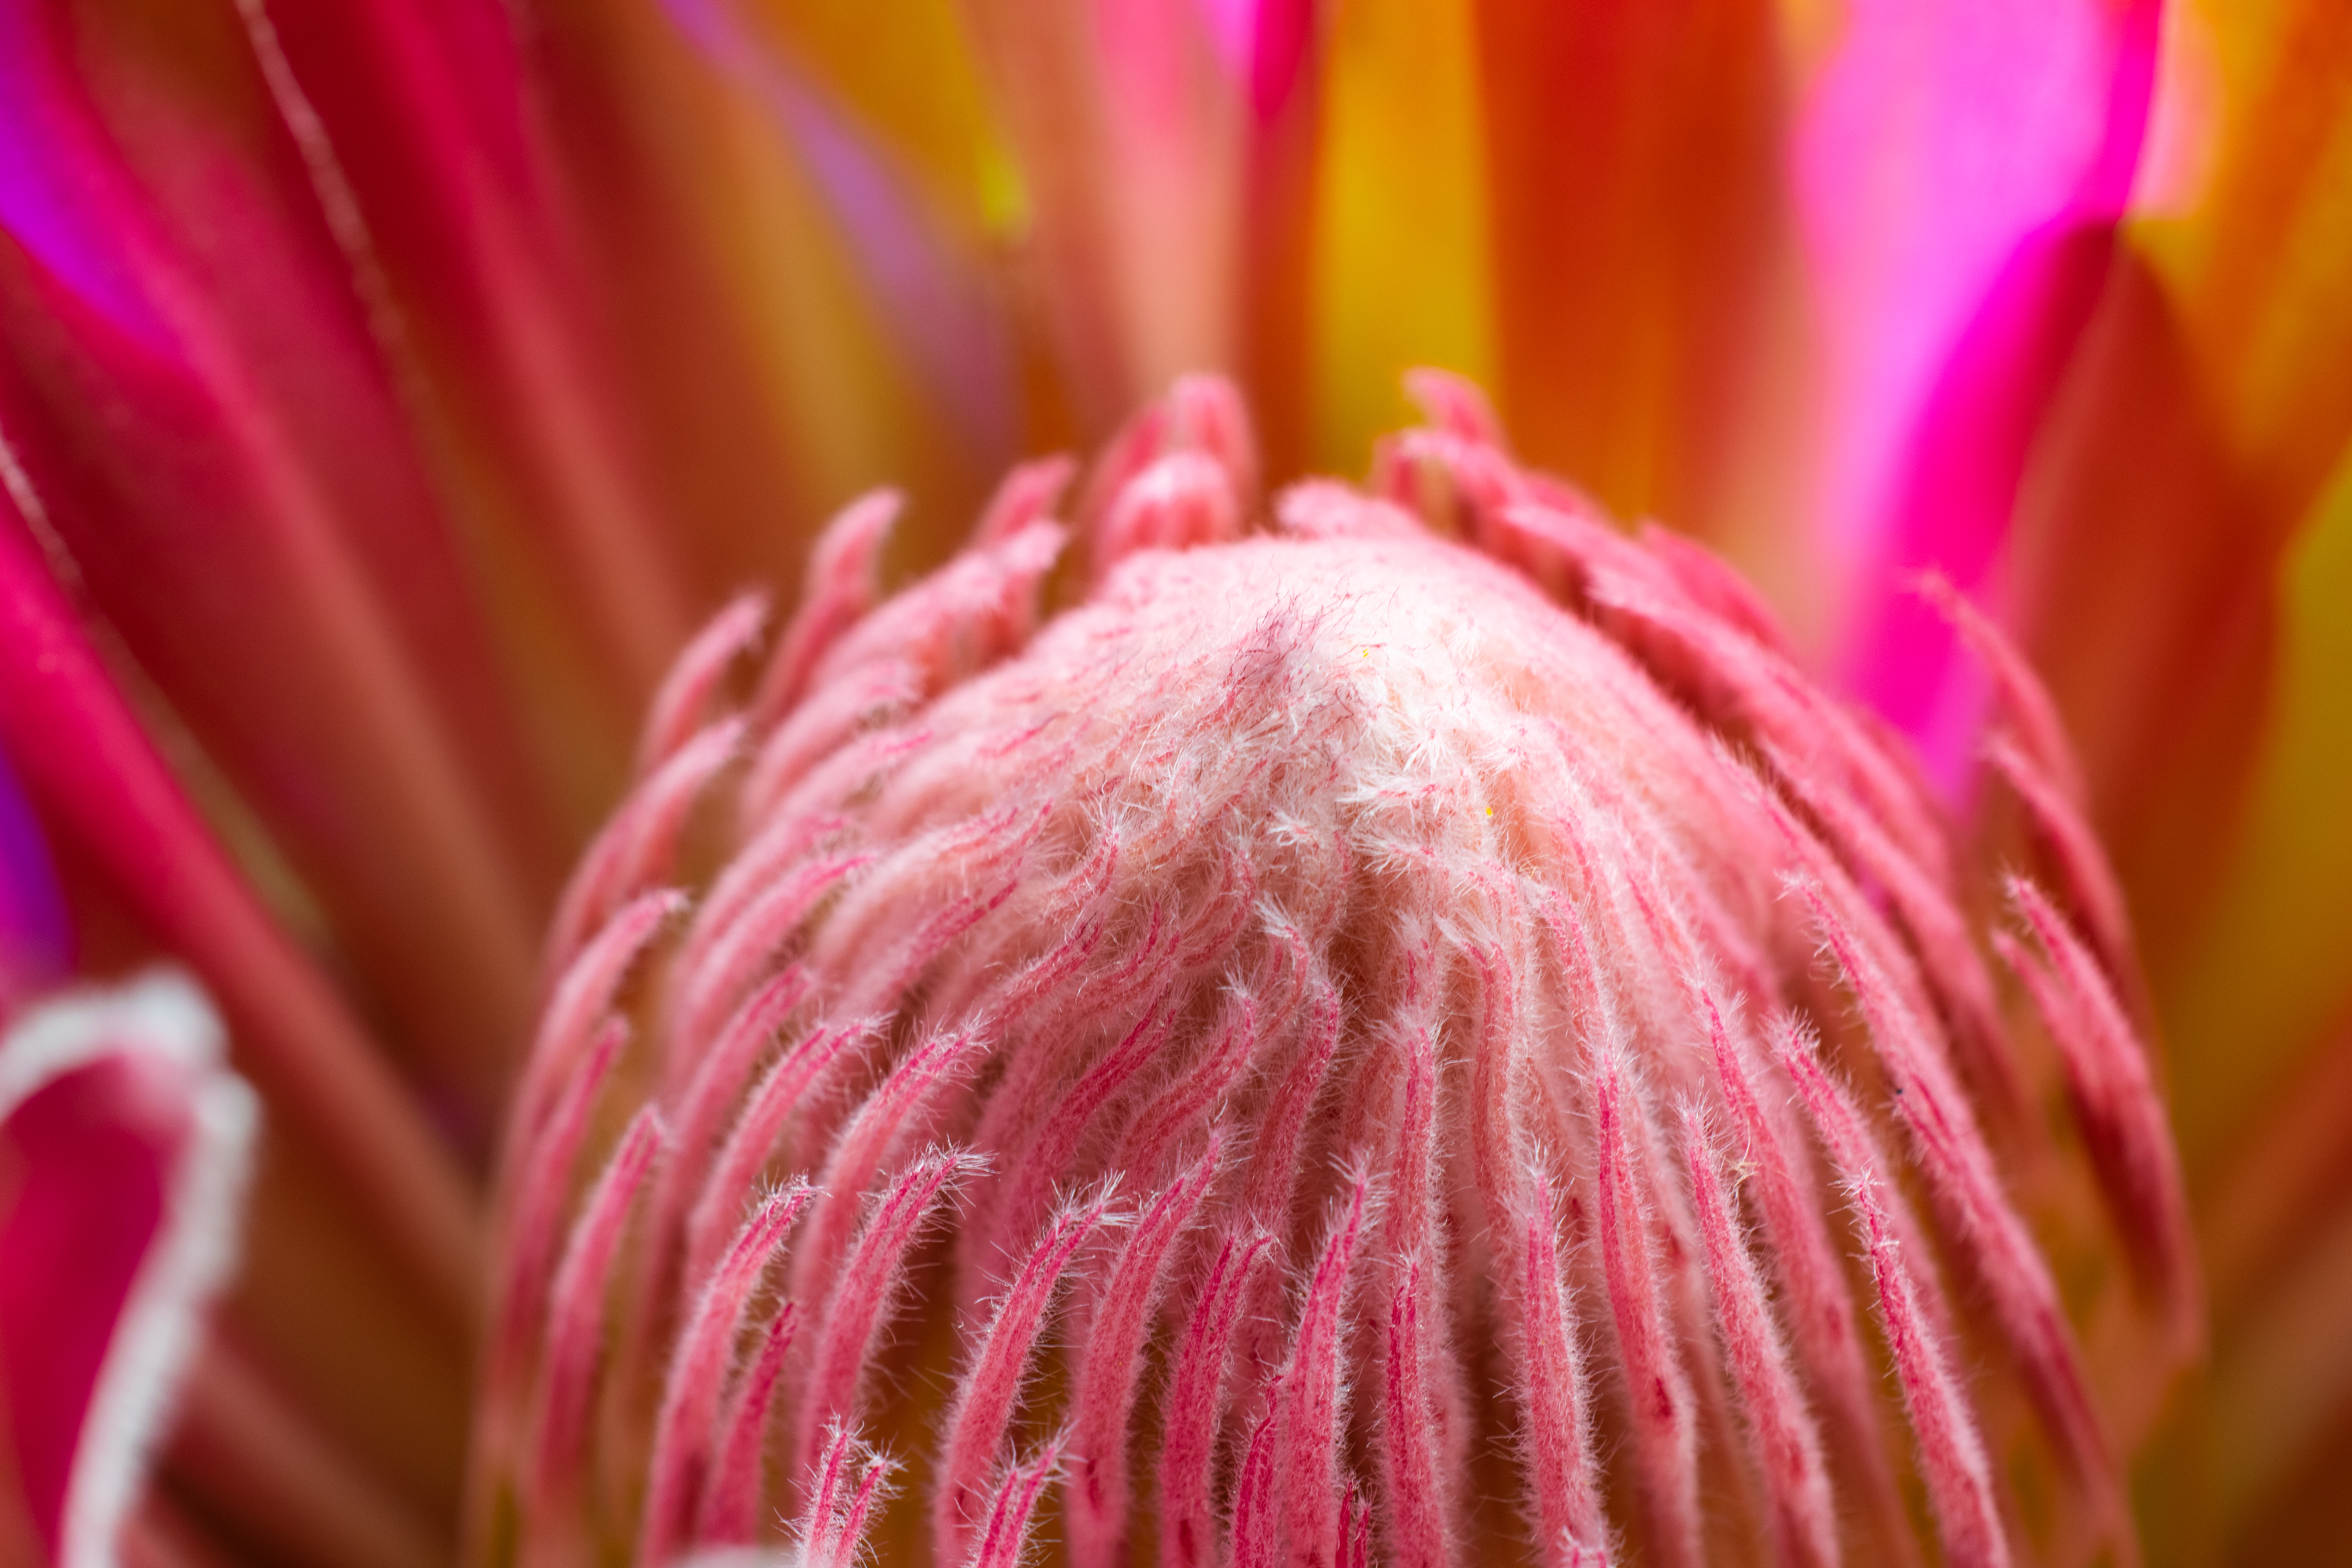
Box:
left=0, top=0, right=169, bottom=350
left=1844, top=225, right=2121, bottom=789
left=0, top=974, right=255, bottom=1568
left=0, top=0, right=567, bottom=1107
left=0, top=743, right=69, bottom=1010
left=0, top=1065, right=163, bottom=1564
left=1193, top=0, right=1315, bottom=118
left=1800, top=0, right=2160, bottom=786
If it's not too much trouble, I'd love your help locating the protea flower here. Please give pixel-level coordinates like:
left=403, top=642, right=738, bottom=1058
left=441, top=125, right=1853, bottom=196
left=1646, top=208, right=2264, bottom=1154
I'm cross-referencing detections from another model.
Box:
left=0, top=0, right=2347, bottom=1565
left=452, top=371, right=2204, bottom=1568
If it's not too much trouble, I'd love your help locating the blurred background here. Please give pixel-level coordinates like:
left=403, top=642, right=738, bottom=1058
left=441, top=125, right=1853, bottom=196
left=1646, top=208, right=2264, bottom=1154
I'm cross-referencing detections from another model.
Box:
left=1, top=0, right=2349, bottom=1560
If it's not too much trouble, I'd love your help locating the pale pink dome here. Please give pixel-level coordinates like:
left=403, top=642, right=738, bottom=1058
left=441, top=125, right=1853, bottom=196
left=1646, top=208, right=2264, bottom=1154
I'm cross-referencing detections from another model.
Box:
left=474, top=376, right=2193, bottom=1568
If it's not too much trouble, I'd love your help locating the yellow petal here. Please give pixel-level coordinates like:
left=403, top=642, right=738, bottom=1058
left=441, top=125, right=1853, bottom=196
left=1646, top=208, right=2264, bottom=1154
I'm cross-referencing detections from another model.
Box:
left=2141, top=0, right=2352, bottom=519
left=1308, top=0, right=1494, bottom=474
left=2165, top=439, right=2352, bottom=1170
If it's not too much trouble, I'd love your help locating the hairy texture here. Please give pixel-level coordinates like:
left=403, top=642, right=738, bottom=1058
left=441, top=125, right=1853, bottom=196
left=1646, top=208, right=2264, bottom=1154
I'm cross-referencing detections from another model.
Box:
left=525, top=1108, right=663, bottom=1565
left=641, top=1183, right=814, bottom=1564
left=1592, top=1053, right=1702, bottom=1568
left=487, top=1018, right=624, bottom=1416
left=1703, top=997, right=1917, bottom=1566
left=752, top=490, right=900, bottom=728
left=1159, top=1230, right=1275, bottom=1568
left=1270, top=1173, right=1369, bottom=1568
left=934, top=1190, right=1118, bottom=1563
left=1515, top=1170, right=1608, bottom=1564
left=1682, top=1111, right=1838, bottom=1568
left=1999, top=882, right=2199, bottom=1349
left=697, top=1299, right=796, bottom=1544
left=514, top=890, right=681, bottom=1136
left=1379, top=1259, right=1452, bottom=1568
left=794, top=1149, right=978, bottom=1484
left=1065, top=1142, right=1222, bottom=1568
left=546, top=720, right=742, bottom=972
left=791, top=1424, right=897, bottom=1568
left=966, top=1435, right=1066, bottom=1568
left=1775, top=1027, right=2007, bottom=1568
left=477, top=375, right=2189, bottom=1566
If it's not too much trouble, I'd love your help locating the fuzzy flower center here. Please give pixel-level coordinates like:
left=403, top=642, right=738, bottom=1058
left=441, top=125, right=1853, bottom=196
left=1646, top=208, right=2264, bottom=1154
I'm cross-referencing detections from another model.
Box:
left=470, top=375, right=2194, bottom=1568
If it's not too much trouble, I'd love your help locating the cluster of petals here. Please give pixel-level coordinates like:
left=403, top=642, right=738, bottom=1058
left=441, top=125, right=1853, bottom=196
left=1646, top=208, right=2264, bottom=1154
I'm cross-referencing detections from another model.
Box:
left=478, top=374, right=2198, bottom=1567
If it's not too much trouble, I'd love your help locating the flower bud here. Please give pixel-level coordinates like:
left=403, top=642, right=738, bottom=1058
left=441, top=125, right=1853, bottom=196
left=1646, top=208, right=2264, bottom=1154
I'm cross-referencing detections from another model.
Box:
left=476, top=376, right=2193, bottom=1568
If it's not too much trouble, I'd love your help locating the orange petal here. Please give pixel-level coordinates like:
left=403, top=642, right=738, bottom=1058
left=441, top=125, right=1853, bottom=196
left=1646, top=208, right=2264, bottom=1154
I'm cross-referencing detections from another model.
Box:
left=1471, top=0, right=1783, bottom=527
left=1306, top=0, right=1493, bottom=474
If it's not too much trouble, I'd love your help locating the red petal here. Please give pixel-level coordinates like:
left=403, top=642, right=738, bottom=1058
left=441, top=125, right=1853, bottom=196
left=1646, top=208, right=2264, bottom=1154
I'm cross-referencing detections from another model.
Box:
left=0, top=975, right=256, bottom=1568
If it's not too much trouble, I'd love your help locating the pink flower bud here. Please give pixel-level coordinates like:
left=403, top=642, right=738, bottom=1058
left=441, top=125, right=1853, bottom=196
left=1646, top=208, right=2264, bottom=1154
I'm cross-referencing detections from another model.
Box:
left=477, top=376, right=2192, bottom=1566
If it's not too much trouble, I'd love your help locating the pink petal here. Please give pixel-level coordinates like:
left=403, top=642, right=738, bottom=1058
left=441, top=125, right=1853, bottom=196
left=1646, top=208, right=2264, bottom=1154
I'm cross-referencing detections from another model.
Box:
left=751, top=491, right=902, bottom=728
left=655, top=966, right=814, bottom=1264
left=638, top=592, right=769, bottom=777
left=2001, top=881, right=2198, bottom=1341
left=0, top=974, right=255, bottom=1568
left=0, top=520, right=476, bottom=1321
left=1238, top=982, right=1340, bottom=1227
left=1115, top=993, right=1257, bottom=1187
left=243, top=0, right=697, bottom=699
left=0, top=0, right=566, bottom=1100
left=978, top=1003, right=1165, bottom=1273
left=1512, top=1172, right=1607, bottom=1565
left=1703, top=999, right=1913, bottom=1563
left=1377, top=1261, right=1452, bottom=1568
left=964, top=1434, right=1065, bottom=1568
left=511, top=889, right=685, bottom=1139
left=544, top=725, right=741, bottom=975
left=971, top=457, right=1078, bottom=549
left=679, top=1019, right=860, bottom=1292
left=1797, top=877, right=2132, bottom=1546
left=485, top=1018, right=626, bottom=1437
left=791, top=1032, right=982, bottom=1321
